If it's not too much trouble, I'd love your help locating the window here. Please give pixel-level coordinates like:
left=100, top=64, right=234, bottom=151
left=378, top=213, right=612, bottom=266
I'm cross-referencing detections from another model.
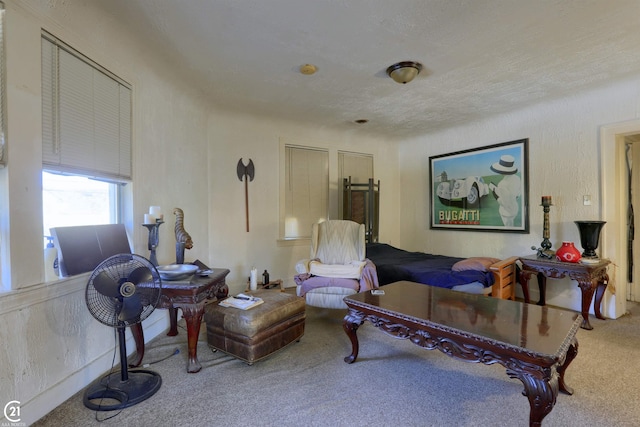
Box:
left=283, top=145, right=329, bottom=239
left=41, top=32, right=130, bottom=274
left=42, top=171, right=120, bottom=242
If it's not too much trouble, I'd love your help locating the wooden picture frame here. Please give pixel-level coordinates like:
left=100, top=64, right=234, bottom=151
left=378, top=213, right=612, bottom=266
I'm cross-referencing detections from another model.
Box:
left=429, top=139, right=529, bottom=233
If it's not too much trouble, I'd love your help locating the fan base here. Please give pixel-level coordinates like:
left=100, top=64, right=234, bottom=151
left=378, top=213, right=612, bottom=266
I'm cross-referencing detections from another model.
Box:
left=83, top=369, right=162, bottom=411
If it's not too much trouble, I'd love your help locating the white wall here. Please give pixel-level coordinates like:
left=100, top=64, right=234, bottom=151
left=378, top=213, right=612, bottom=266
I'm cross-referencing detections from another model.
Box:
left=0, top=1, right=400, bottom=424
left=398, top=78, right=640, bottom=319
left=206, top=109, right=400, bottom=295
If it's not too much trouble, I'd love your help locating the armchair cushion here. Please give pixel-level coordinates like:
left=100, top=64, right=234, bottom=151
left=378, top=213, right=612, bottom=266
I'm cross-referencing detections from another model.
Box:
left=309, top=259, right=366, bottom=279
left=295, top=259, right=379, bottom=298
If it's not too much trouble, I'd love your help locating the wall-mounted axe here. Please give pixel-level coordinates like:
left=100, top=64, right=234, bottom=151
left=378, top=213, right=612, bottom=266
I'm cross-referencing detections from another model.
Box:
left=237, top=158, right=255, bottom=232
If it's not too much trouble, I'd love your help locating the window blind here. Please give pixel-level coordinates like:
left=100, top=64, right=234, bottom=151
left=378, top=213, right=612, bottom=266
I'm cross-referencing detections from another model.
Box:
left=41, top=34, right=132, bottom=182
left=284, top=146, right=329, bottom=239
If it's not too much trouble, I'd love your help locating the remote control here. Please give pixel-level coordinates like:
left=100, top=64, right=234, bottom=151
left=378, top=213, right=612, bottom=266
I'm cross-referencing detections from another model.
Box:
left=371, top=289, right=385, bottom=295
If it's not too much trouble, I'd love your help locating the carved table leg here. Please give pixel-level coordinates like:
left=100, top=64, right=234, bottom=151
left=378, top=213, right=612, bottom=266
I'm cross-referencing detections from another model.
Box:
left=577, top=280, right=596, bottom=330
left=509, top=369, right=558, bottom=427
left=557, top=337, right=578, bottom=395
left=519, top=271, right=546, bottom=305
left=167, top=306, right=180, bottom=336
left=526, top=376, right=557, bottom=427
left=593, top=274, right=608, bottom=320
left=519, top=270, right=532, bottom=303
left=181, top=303, right=205, bottom=373
left=343, top=308, right=364, bottom=364
left=536, top=272, right=546, bottom=306
left=129, top=323, right=145, bottom=368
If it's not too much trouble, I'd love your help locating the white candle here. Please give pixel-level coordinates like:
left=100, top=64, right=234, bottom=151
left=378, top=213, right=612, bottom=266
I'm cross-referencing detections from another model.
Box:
left=143, top=214, right=156, bottom=224
left=149, top=206, right=163, bottom=221
left=250, top=267, right=258, bottom=291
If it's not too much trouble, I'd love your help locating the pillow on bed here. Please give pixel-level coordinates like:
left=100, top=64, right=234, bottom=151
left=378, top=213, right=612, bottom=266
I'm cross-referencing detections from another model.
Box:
left=451, top=257, right=500, bottom=272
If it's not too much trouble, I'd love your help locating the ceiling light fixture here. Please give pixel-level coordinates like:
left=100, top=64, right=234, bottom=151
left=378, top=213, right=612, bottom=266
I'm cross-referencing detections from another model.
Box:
left=386, top=61, right=423, bottom=84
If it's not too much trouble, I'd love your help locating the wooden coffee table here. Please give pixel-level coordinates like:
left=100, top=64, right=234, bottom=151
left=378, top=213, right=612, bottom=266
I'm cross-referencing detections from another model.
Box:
left=343, top=281, right=580, bottom=427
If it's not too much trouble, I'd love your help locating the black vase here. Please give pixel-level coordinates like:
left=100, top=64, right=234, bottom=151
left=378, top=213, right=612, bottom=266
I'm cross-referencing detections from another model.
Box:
left=574, top=221, right=606, bottom=258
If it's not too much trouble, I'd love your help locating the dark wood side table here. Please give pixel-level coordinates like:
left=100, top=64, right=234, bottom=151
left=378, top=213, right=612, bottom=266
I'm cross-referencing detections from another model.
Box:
left=518, top=256, right=609, bottom=330
left=130, top=268, right=230, bottom=373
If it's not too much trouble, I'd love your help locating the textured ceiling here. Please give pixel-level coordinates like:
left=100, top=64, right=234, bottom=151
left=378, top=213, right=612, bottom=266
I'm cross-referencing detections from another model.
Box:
left=97, top=0, right=640, bottom=140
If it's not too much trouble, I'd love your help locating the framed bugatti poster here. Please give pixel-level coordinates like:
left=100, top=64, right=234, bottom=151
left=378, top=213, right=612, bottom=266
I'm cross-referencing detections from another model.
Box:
left=429, top=139, right=529, bottom=233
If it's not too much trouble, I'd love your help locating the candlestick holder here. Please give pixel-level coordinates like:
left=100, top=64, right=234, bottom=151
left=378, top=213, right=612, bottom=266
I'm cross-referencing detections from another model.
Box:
left=539, top=200, right=553, bottom=257
left=143, top=220, right=164, bottom=266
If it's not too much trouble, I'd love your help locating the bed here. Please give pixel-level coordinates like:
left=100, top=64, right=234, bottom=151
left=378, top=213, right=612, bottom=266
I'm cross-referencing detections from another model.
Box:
left=365, top=243, right=518, bottom=300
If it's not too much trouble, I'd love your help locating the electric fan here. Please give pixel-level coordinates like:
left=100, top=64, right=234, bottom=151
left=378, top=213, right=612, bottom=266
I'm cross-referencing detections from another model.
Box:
left=83, top=253, right=163, bottom=411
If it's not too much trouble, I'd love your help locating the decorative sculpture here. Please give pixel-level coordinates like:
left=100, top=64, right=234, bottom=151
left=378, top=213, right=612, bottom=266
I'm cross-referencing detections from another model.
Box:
left=531, top=245, right=553, bottom=259
left=173, top=208, right=193, bottom=264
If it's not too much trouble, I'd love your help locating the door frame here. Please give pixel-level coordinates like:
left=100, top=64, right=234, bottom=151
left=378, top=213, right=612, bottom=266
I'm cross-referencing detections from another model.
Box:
left=601, top=119, right=640, bottom=317
left=631, top=137, right=640, bottom=302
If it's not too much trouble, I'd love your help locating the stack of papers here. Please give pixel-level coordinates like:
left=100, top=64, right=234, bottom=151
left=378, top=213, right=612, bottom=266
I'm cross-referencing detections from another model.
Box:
left=219, top=293, right=264, bottom=310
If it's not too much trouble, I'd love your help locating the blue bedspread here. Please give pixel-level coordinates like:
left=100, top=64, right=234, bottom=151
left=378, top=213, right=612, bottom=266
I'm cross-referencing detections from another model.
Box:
left=366, top=243, right=494, bottom=289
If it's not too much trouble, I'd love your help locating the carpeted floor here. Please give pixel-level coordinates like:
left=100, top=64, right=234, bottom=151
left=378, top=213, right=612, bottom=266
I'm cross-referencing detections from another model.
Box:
left=34, top=300, right=640, bottom=426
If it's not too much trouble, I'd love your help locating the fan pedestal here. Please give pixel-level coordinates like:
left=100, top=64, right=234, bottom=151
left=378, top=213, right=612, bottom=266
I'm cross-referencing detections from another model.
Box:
left=84, top=369, right=162, bottom=411
left=84, top=327, right=161, bottom=411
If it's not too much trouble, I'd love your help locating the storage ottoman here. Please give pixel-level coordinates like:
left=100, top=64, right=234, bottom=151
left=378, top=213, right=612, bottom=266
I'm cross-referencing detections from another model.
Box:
left=204, top=290, right=306, bottom=364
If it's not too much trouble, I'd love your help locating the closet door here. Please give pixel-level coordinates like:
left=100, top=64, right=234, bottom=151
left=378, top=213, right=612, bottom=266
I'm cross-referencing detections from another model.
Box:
left=338, top=152, right=373, bottom=218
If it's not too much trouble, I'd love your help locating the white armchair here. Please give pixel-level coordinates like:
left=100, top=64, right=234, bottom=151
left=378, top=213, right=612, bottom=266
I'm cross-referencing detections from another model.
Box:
left=295, top=220, right=378, bottom=309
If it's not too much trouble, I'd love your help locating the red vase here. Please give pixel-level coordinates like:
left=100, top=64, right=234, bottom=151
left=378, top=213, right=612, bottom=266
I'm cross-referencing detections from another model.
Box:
left=555, top=241, right=581, bottom=263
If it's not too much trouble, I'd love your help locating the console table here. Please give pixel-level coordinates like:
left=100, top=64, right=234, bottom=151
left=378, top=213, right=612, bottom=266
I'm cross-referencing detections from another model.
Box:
left=518, top=256, right=609, bottom=330
left=131, top=268, right=230, bottom=373
left=343, top=281, right=580, bottom=427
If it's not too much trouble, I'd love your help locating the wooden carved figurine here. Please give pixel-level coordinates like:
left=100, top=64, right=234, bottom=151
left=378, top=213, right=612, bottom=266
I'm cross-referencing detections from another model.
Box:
left=173, top=208, right=194, bottom=264
left=173, top=208, right=193, bottom=249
